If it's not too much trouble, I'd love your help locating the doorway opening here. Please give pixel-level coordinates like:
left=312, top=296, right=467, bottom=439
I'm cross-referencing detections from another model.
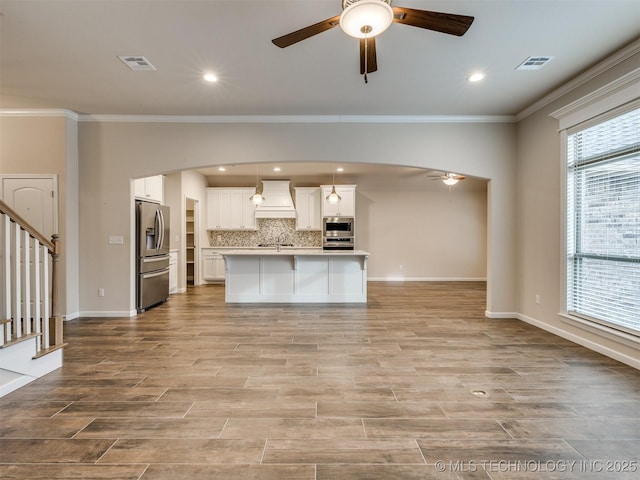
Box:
left=185, top=198, right=198, bottom=287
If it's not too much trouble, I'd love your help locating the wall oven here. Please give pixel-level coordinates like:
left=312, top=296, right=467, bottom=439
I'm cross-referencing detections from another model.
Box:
left=323, top=216, right=355, bottom=250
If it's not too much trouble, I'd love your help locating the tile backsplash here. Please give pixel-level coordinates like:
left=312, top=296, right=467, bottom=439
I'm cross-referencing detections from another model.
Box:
left=207, top=218, right=322, bottom=247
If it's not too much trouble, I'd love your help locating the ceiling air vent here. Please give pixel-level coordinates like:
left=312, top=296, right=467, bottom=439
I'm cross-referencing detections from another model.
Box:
left=515, top=56, right=554, bottom=71
left=118, top=56, right=157, bottom=71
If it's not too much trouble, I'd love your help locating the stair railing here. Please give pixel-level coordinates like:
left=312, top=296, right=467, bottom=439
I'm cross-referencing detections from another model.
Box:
left=0, top=199, right=64, bottom=355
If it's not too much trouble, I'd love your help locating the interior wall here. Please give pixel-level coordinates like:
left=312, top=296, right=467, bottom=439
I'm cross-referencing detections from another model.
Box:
left=199, top=172, right=487, bottom=280
left=355, top=174, right=487, bottom=280
left=77, top=120, right=516, bottom=315
left=0, top=114, right=78, bottom=318
left=516, top=52, right=640, bottom=366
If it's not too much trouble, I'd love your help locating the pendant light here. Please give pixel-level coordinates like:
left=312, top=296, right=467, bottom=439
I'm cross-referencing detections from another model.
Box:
left=326, top=167, right=342, bottom=205
left=250, top=165, right=265, bottom=205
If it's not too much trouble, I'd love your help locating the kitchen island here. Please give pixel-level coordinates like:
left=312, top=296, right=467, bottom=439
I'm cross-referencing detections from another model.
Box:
left=221, top=249, right=369, bottom=303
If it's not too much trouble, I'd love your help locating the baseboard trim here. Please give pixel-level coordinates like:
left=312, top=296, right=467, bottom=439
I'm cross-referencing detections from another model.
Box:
left=0, top=370, right=37, bottom=398
left=78, top=310, right=137, bottom=318
left=369, top=277, right=487, bottom=282
left=485, top=311, right=519, bottom=319
left=517, top=312, right=640, bottom=370
left=64, top=312, right=80, bottom=321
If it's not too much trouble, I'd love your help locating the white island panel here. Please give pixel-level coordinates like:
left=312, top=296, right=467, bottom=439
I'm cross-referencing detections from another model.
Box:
left=296, top=258, right=330, bottom=296
left=222, top=250, right=368, bottom=303
left=331, top=260, right=366, bottom=297
left=226, top=257, right=260, bottom=297
left=261, top=257, right=295, bottom=296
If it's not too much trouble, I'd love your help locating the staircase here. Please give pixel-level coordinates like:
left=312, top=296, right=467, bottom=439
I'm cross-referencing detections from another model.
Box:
left=0, top=200, right=65, bottom=397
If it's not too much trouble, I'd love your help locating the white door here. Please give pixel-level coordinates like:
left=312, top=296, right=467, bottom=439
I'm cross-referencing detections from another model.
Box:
left=1, top=175, right=57, bottom=240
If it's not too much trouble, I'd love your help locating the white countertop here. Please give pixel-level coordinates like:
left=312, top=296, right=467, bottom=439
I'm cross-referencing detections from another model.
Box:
left=220, top=248, right=369, bottom=256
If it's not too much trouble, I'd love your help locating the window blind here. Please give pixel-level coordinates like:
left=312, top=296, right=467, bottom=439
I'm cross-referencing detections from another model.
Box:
left=566, top=106, right=640, bottom=335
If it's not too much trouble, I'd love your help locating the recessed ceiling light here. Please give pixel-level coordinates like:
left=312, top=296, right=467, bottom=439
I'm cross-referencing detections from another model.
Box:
left=468, top=72, right=485, bottom=82
left=203, top=73, right=218, bottom=83
left=336, top=167, right=344, bottom=172
left=217, top=166, right=226, bottom=172
left=273, top=167, right=281, bottom=172
left=470, top=389, right=488, bottom=397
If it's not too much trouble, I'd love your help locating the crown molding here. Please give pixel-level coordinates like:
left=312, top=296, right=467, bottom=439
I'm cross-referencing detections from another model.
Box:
left=0, top=108, right=79, bottom=121
left=516, top=38, right=640, bottom=121
left=550, top=68, right=640, bottom=130
left=76, top=114, right=516, bottom=124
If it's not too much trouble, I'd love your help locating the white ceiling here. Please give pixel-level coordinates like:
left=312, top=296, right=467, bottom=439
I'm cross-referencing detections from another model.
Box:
left=197, top=161, right=443, bottom=184
left=1, top=0, right=638, bottom=117
left=2, top=1, right=638, bottom=182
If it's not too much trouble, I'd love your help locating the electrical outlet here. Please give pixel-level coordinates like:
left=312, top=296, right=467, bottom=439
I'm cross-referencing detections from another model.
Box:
left=399, top=264, right=403, bottom=270
left=98, top=288, right=105, bottom=297
left=535, top=294, right=541, bottom=304
left=217, top=234, right=222, bottom=242
left=108, top=235, right=124, bottom=245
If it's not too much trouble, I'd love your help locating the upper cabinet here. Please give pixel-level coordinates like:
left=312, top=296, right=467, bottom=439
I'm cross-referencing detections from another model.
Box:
left=134, top=175, right=164, bottom=203
left=321, top=185, right=356, bottom=217
left=294, top=187, right=322, bottom=231
left=206, top=187, right=256, bottom=230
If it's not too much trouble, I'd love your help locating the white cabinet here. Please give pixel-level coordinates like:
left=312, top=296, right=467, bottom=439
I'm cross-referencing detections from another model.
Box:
left=207, top=189, right=230, bottom=229
left=169, top=250, right=178, bottom=293
left=321, top=185, right=356, bottom=217
left=202, top=249, right=226, bottom=282
left=134, top=175, right=164, bottom=203
left=294, top=187, right=322, bottom=231
left=206, top=188, right=256, bottom=230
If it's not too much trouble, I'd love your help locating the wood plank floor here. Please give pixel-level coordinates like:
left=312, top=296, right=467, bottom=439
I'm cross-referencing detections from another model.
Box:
left=1, top=282, right=640, bottom=479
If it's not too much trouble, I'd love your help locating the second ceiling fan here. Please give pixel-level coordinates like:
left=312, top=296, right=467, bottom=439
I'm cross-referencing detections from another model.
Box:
left=272, top=0, right=474, bottom=82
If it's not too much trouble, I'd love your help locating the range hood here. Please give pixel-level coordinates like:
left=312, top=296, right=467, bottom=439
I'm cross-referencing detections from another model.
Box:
left=254, top=180, right=297, bottom=218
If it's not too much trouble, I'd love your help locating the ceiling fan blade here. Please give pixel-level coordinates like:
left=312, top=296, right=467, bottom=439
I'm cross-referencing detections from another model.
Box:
left=359, top=37, right=377, bottom=74
left=392, top=7, right=474, bottom=36
left=272, top=15, right=341, bottom=48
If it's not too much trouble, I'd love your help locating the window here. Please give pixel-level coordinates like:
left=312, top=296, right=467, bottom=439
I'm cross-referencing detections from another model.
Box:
left=566, top=106, right=639, bottom=335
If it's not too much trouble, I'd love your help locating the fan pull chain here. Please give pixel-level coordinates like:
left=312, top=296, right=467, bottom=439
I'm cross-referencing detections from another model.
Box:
left=364, top=36, right=368, bottom=84
left=361, top=25, right=372, bottom=84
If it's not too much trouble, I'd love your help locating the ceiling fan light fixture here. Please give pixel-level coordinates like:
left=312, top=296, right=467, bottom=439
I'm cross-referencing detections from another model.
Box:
left=442, top=172, right=463, bottom=186
left=340, top=0, right=394, bottom=38
left=442, top=177, right=459, bottom=186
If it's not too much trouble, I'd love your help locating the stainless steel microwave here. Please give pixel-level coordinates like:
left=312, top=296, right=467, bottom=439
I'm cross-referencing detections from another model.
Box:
left=323, top=216, right=354, bottom=250
left=323, top=217, right=354, bottom=237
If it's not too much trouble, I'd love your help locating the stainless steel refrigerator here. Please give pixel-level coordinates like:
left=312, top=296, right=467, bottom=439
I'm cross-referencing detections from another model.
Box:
left=136, top=200, right=170, bottom=312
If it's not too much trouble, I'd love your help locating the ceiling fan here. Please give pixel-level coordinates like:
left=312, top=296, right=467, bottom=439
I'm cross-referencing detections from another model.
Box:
left=429, top=171, right=466, bottom=186
left=272, top=0, right=474, bottom=82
